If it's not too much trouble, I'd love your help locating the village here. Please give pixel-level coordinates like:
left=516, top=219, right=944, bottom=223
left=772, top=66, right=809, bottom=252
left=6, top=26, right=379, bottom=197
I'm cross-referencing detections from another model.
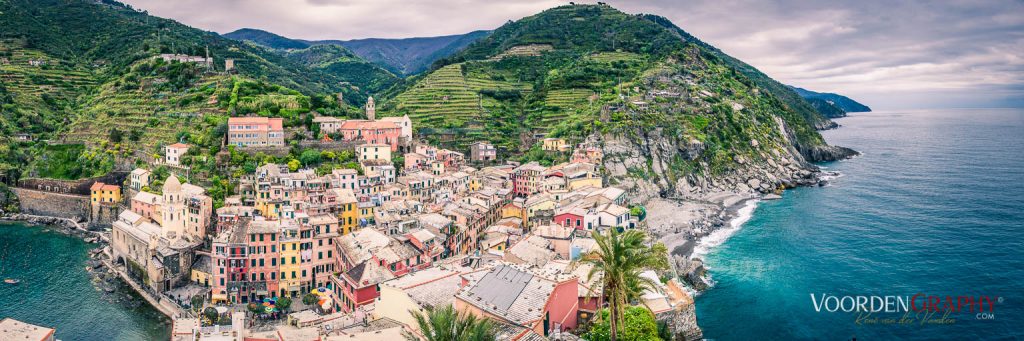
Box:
left=37, top=93, right=701, bottom=341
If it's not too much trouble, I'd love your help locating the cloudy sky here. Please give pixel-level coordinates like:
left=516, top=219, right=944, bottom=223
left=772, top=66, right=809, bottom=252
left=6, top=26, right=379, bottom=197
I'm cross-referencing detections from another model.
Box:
left=121, top=0, right=1024, bottom=110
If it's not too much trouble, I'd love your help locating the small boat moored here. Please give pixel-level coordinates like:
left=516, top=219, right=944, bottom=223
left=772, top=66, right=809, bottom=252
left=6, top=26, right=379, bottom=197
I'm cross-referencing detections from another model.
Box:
left=4, top=278, right=20, bottom=284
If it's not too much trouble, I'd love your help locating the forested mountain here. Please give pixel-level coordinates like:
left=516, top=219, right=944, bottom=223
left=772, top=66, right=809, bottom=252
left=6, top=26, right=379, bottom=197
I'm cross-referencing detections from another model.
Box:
left=224, top=28, right=490, bottom=76
left=791, top=86, right=872, bottom=113
left=328, top=31, right=491, bottom=76
left=220, top=28, right=311, bottom=50
left=282, top=44, right=399, bottom=94
left=382, top=4, right=852, bottom=168
left=1, top=0, right=856, bottom=196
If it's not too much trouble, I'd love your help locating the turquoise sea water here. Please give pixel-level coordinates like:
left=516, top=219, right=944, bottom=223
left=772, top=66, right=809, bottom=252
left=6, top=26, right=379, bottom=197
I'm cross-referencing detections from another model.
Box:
left=695, top=109, right=1024, bottom=339
left=0, top=223, right=170, bottom=340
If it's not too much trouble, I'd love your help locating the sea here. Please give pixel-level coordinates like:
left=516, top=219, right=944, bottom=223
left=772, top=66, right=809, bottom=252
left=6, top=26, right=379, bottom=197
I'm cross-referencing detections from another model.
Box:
left=695, top=109, right=1024, bottom=340
left=0, top=223, right=170, bottom=340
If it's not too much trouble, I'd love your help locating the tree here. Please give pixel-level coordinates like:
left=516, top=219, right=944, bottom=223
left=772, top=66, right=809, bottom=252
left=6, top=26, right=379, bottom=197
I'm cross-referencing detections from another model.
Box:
left=109, top=128, right=124, bottom=143
left=191, top=295, right=204, bottom=312
left=247, top=302, right=263, bottom=315
left=302, top=293, right=319, bottom=306
left=584, top=306, right=660, bottom=341
left=287, top=159, right=300, bottom=172
left=576, top=228, right=669, bottom=341
left=203, top=307, right=219, bottom=323
left=299, top=149, right=321, bottom=166
left=402, top=305, right=496, bottom=341
left=277, top=296, right=293, bottom=311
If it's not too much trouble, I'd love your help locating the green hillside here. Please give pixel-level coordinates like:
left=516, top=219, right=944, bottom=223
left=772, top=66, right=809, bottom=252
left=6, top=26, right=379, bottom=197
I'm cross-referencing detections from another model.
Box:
left=383, top=4, right=837, bottom=161
left=0, top=0, right=370, bottom=181
left=282, top=45, right=398, bottom=94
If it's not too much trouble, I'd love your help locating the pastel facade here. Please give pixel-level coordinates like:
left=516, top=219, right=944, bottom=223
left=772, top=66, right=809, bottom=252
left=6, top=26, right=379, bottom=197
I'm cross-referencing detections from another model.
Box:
left=165, top=143, right=189, bottom=166
left=228, top=117, right=285, bottom=147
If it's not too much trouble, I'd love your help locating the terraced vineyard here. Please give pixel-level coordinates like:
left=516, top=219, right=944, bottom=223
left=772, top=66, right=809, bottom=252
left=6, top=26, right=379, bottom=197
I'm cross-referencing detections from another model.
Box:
left=391, top=63, right=530, bottom=128
left=64, top=74, right=231, bottom=154
left=542, top=88, right=596, bottom=126
left=588, top=51, right=642, bottom=63
left=0, top=39, right=98, bottom=134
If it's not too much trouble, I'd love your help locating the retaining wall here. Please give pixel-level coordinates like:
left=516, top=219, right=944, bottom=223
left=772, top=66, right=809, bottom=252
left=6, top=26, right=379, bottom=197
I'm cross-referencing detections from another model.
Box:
left=11, top=187, right=91, bottom=221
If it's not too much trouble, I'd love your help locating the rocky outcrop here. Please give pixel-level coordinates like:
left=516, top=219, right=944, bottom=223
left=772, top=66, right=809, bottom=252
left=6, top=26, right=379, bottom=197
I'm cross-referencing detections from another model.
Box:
left=801, top=145, right=859, bottom=162
left=601, top=127, right=830, bottom=203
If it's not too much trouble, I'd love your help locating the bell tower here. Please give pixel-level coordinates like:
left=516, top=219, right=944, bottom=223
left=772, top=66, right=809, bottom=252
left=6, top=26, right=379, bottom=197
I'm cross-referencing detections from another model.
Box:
left=365, top=96, right=376, bottom=121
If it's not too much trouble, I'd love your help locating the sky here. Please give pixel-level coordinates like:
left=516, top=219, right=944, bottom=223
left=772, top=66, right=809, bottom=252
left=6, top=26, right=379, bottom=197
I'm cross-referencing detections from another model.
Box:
left=120, top=0, right=1024, bottom=110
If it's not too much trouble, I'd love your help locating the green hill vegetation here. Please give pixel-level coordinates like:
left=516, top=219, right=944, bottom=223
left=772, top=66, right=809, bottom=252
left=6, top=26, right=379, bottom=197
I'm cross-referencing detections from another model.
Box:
left=382, top=4, right=838, bottom=164
left=282, top=44, right=398, bottom=94
left=791, top=86, right=871, bottom=114
left=0, top=0, right=384, bottom=182
left=1, top=0, right=854, bottom=192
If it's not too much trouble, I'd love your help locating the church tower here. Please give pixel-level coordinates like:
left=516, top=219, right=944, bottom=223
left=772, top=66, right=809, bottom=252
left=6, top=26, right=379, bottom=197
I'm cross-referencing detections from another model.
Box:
left=365, top=96, right=376, bottom=121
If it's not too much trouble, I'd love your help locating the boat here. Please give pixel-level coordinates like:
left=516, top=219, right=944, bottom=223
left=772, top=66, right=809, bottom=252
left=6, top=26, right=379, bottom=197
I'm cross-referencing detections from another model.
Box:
left=4, top=278, right=20, bottom=284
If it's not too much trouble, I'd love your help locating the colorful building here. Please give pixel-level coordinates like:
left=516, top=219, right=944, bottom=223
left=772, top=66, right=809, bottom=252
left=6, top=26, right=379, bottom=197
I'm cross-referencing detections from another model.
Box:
left=227, top=117, right=285, bottom=147
left=90, top=182, right=121, bottom=204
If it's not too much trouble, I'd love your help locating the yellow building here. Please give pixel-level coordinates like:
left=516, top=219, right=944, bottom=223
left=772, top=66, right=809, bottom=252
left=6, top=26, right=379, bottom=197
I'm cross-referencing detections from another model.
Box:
left=567, top=176, right=602, bottom=191
left=330, top=188, right=359, bottom=235
left=358, top=202, right=376, bottom=225
left=255, top=200, right=282, bottom=220
left=542, top=138, right=569, bottom=152
left=190, top=255, right=212, bottom=287
left=90, top=182, right=122, bottom=204
left=468, top=178, right=482, bottom=191
left=279, top=229, right=302, bottom=298
left=357, top=144, right=392, bottom=161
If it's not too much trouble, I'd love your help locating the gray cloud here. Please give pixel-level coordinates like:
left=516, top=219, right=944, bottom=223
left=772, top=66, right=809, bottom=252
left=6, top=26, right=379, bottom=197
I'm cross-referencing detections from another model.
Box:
left=122, top=0, right=1024, bottom=109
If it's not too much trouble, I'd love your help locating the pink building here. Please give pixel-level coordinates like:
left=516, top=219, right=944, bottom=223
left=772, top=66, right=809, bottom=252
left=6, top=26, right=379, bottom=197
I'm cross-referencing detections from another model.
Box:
left=246, top=220, right=281, bottom=302
left=309, top=215, right=339, bottom=291
left=338, top=120, right=402, bottom=152
left=130, top=191, right=162, bottom=222
left=228, top=117, right=285, bottom=147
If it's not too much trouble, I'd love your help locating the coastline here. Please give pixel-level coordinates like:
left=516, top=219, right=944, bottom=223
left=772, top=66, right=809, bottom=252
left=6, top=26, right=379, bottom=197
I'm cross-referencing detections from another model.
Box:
left=0, top=213, right=180, bottom=319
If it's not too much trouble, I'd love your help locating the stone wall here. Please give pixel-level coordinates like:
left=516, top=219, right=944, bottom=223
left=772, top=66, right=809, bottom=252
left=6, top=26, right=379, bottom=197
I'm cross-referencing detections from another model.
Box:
left=11, top=187, right=91, bottom=222
left=298, top=140, right=362, bottom=153
left=18, top=172, right=128, bottom=195
left=237, top=145, right=290, bottom=157
left=91, top=203, right=122, bottom=229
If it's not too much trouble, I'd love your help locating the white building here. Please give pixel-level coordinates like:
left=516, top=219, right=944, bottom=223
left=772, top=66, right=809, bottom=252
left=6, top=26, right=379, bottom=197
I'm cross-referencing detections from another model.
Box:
left=165, top=143, right=189, bottom=166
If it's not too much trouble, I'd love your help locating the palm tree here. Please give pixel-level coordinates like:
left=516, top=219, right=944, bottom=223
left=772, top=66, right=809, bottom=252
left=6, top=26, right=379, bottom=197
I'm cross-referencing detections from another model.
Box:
left=577, top=227, right=669, bottom=341
left=403, top=304, right=496, bottom=341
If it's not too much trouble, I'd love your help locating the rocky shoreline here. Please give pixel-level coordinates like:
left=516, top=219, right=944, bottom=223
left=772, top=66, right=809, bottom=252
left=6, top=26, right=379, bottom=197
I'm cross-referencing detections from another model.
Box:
left=641, top=168, right=838, bottom=340
left=0, top=212, right=161, bottom=320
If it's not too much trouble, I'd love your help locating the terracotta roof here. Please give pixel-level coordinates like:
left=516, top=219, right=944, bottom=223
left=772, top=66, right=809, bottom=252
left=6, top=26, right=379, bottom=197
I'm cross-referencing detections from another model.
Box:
left=340, top=120, right=400, bottom=130
left=167, top=143, right=189, bottom=149
left=345, top=260, right=395, bottom=288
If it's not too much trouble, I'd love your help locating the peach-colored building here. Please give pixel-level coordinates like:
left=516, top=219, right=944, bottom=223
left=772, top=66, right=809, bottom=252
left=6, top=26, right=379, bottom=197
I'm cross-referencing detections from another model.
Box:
left=228, top=117, right=285, bottom=147
left=338, top=120, right=402, bottom=152
left=130, top=191, right=163, bottom=223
